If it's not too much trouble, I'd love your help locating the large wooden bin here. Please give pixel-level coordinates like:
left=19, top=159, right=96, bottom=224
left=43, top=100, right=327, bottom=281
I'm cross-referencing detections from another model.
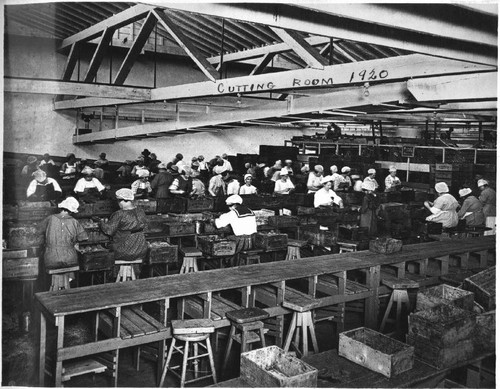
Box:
left=197, top=235, right=236, bottom=256
left=463, top=266, right=496, bottom=311
left=163, top=222, right=195, bottom=236
left=369, top=238, right=403, bottom=254
left=240, top=346, right=317, bottom=387
left=79, top=249, right=114, bottom=271
left=147, top=241, right=178, bottom=264
left=3, top=257, right=39, bottom=278
left=416, top=284, right=475, bottom=312
left=338, top=327, right=414, bottom=378
left=253, top=232, right=288, bottom=251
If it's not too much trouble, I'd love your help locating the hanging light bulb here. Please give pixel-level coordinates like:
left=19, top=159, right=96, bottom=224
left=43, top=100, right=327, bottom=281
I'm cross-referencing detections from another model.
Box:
left=363, top=82, right=370, bottom=97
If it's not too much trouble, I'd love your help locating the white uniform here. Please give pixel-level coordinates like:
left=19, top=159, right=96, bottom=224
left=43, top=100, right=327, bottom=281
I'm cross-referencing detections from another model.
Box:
left=215, top=207, right=257, bottom=235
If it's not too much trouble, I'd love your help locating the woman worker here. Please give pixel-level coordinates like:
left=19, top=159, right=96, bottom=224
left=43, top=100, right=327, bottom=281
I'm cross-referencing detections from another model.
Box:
left=384, top=166, right=401, bottom=192
left=314, top=176, right=343, bottom=208
left=27, top=169, right=62, bottom=202
left=74, top=166, right=105, bottom=203
left=131, top=169, right=152, bottom=199
left=424, top=182, right=459, bottom=228
left=457, top=188, right=485, bottom=227
left=97, top=188, right=148, bottom=279
left=359, top=180, right=379, bottom=236
left=274, top=168, right=295, bottom=195
left=478, top=179, right=496, bottom=234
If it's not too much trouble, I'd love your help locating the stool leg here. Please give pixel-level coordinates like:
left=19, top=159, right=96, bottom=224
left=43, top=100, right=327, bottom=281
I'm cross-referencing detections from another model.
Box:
left=259, top=328, right=266, bottom=348
left=193, top=258, right=199, bottom=273
left=241, top=329, right=248, bottom=353
left=222, top=325, right=236, bottom=373
left=181, top=340, right=190, bottom=388
left=380, top=292, right=395, bottom=332
left=206, top=337, right=217, bottom=384
left=159, top=338, right=176, bottom=387
left=283, top=312, right=297, bottom=352
left=306, top=312, right=319, bottom=355
left=193, top=342, right=199, bottom=379
left=301, top=313, right=308, bottom=357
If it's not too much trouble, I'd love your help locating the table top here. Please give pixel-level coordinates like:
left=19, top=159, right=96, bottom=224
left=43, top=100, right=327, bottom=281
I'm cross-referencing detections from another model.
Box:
left=35, top=236, right=494, bottom=317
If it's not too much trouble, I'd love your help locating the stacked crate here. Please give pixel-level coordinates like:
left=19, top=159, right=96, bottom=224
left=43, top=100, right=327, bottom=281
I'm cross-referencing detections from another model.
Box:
left=432, top=164, right=473, bottom=194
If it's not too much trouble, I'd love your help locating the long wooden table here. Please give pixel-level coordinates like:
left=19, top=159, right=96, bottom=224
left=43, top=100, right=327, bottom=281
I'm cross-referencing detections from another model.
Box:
left=35, top=236, right=495, bottom=386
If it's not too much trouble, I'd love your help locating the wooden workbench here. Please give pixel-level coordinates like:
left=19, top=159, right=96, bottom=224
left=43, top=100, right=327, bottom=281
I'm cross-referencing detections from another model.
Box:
left=35, top=236, right=494, bottom=386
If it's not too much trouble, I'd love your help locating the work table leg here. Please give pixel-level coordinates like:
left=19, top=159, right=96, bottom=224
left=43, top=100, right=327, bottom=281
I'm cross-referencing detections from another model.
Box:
left=365, top=265, right=380, bottom=330
left=55, top=316, right=65, bottom=387
left=38, top=307, right=46, bottom=386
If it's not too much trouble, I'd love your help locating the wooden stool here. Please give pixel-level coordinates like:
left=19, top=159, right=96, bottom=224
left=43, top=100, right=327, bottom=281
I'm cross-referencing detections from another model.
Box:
left=222, top=308, right=269, bottom=373
left=283, top=292, right=320, bottom=357
left=159, top=319, right=217, bottom=388
left=62, top=358, right=107, bottom=385
left=379, top=277, right=419, bottom=339
left=179, top=247, right=203, bottom=274
left=115, top=259, right=142, bottom=282
left=337, top=241, right=358, bottom=253
left=47, top=266, right=79, bottom=291
left=285, top=239, right=307, bottom=260
left=237, top=249, right=262, bottom=266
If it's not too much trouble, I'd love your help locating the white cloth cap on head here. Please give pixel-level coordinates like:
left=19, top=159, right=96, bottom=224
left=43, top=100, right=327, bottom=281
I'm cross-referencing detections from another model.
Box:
left=33, top=169, right=47, bottom=182
left=263, top=167, right=271, bottom=176
left=459, top=188, right=472, bottom=197
left=226, top=194, right=243, bottom=205
left=368, top=168, right=376, bottom=174
left=314, top=165, right=324, bottom=173
left=301, top=165, right=310, bottom=173
left=116, top=188, right=134, bottom=201
left=244, top=174, right=252, bottom=180
left=435, top=182, right=449, bottom=193
left=321, top=175, right=333, bottom=184
left=27, top=155, right=37, bottom=164
left=157, top=163, right=168, bottom=170
left=279, top=167, right=289, bottom=176
left=285, top=159, right=292, bottom=164
left=58, top=197, right=80, bottom=213
left=137, top=169, right=150, bottom=178
left=389, top=166, right=397, bottom=172
left=81, top=166, right=94, bottom=175
left=351, top=175, right=360, bottom=180
left=341, top=166, right=351, bottom=173
left=330, top=165, right=338, bottom=173
left=361, top=181, right=376, bottom=191
left=478, top=179, right=488, bottom=187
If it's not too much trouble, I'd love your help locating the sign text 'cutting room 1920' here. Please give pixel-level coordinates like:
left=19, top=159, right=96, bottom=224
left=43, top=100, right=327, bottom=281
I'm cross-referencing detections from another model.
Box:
left=216, top=68, right=390, bottom=94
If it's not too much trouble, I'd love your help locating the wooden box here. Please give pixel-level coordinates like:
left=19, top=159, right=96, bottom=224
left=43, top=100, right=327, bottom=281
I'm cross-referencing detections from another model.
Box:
left=297, top=206, right=316, bottom=216
left=338, top=327, right=414, bottom=378
left=168, top=213, right=205, bottom=223
left=253, top=209, right=276, bottom=226
left=3, top=257, right=39, bottom=278
left=406, top=334, right=473, bottom=369
left=299, top=227, right=336, bottom=247
left=147, top=241, right=178, bottom=264
left=2, top=248, right=29, bottom=259
left=253, top=232, right=288, bottom=251
left=93, top=200, right=119, bottom=216
left=162, top=222, right=195, bottom=236
left=8, top=224, right=44, bottom=249
left=186, top=197, right=215, bottom=212
left=473, top=311, right=495, bottom=353
left=17, top=207, right=56, bottom=221
left=145, top=214, right=171, bottom=233
left=135, top=199, right=158, bottom=214
left=423, top=221, right=443, bottom=235
left=3, top=205, right=18, bottom=221
left=416, top=284, right=475, bottom=312
left=282, top=193, right=306, bottom=208
left=76, top=203, right=94, bottom=218
left=168, top=197, right=188, bottom=213
left=197, top=235, right=236, bottom=256
left=240, top=194, right=264, bottom=210
left=17, top=201, right=52, bottom=208
left=260, top=195, right=286, bottom=209
left=369, top=238, right=402, bottom=254
left=379, top=202, right=405, bottom=221
left=463, top=267, right=496, bottom=311
left=338, top=226, right=369, bottom=241
left=268, top=215, right=299, bottom=228
left=240, top=346, right=317, bottom=387
left=408, top=304, right=477, bottom=347
left=79, top=249, right=114, bottom=271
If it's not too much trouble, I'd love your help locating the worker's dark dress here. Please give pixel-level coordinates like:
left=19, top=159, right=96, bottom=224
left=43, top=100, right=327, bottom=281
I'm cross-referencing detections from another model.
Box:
left=360, top=193, right=379, bottom=236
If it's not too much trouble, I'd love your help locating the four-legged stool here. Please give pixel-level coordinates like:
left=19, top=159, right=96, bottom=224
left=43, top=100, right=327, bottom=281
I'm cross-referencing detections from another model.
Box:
left=222, top=307, right=269, bottom=373
left=179, top=247, right=203, bottom=274
left=47, top=266, right=79, bottom=291
left=379, top=277, right=419, bottom=339
left=285, top=239, right=307, bottom=260
left=237, top=249, right=262, bottom=266
left=159, top=319, right=217, bottom=388
left=337, top=241, right=358, bottom=253
left=115, top=259, right=143, bottom=282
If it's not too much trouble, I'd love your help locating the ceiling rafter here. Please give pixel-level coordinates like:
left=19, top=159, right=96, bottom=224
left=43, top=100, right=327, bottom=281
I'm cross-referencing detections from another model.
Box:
left=249, top=52, right=276, bottom=76
left=84, top=27, right=115, bottom=83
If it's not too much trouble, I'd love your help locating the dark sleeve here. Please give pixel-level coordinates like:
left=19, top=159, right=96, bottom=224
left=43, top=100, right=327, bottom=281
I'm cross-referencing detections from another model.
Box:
left=100, top=211, right=121, bottom=236
left=150, top=174, right=159, bottom=191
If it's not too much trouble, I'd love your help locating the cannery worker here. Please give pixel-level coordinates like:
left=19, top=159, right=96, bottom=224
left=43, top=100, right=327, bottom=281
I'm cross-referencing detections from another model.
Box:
left=457, top=188, right=485, bottom=227
left=169, top=166, right=193, bottom=197
left=334, top=166, right=352, bottom=192
left=424, top=182, right=459, bottom=228
left=239, top=174, right=258, bottom=195
left=384, top=166, right=401, bottom=192
left=359, top=180, right=379, bottom=236
left=314, top=176, right=343, bottom=208
left=478, top=179, right=496, bottom=234
left=307, top=165, right=324, bottom=194
left=131, top=169, right=152, bottom=199
left=151, top=163, right=174, bottom=213
left=38, top=197, right=88, bottom=288
left=27, top=169, right=62, bottom=202
left=274, top=168, right=295, bottom=195
left=363, top=168, right=379, bottom=191
left=73, top=166, right=105, bottom=203
left=97, top=188, right=148, bottom=279
left=214, top=194, right=257, bottom=267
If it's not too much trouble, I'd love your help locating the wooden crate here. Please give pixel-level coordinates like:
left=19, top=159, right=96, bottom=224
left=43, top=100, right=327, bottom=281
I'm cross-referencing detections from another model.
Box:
left=76, top=203, right=94, bottom=218
left=253, top=209, right=275, bottom=226
left=197, top=235, right=236, bottom=256
left=3, top=257, right=39, bottom=279
left=406, top=334, right=474, bottom=369
left=345, top=191, right=364, bottom=205
left=422, top=222, right=443, bottom=235
left=416, top=284, right=475, bottom=312
left=168, top=213, right=205, bottom=223
left=3, top=205, right=18, bottom=221
left=145, top=214, right=171, bottom=233
left=268, top=216, right=299, bottom=228
left=338, top=327, right=414, bottom=378
left=240, top=346, right=317, bottom=387
left=93, top=200, right=119, bottom=216
left=17, top=207, right=56, bottom=221
left=297, top=206, right=315, bottom=216
left=253, top=232, right=288, bottom=251
left=338, top=226, right=369, bottom=241
left=408, top=304, right=477, bottom=347
left=463, top=267, right=496, bottom=311
left=8, top=225, right=44, bottom=249
left=168, top=197, right=187, bottom=213
left=79, top=250, right=114, bottom=271
left=135, top=199, right=158, bottom=214
left=17, top=201, right=52, bottom=208
left=3, top=248, right=28, bottom=259
left=379, top=202, right=405, bottom=221
left=298, top=227, right=336, bottom=247
left=369, top=238, right=402, bottom=254
left=186, top=197, right=215, bottom=212
left=163, top=222, right=195, bottom=236
left=473, top=311, right=495, bottom=353
left=147, top=241, right=178, bottom=264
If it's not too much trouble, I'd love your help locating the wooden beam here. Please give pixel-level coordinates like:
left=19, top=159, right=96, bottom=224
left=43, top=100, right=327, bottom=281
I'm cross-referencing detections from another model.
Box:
left=249, top=53, right=276, bottom=76
left=73, top=81, right=409, bottom=143
left=61, top=42, right=80, bottom=81
left=152, top=9, right=219, bottom=82
left=270, top=27, right=328, bottom=69
left=59, top=4, right=155, bottom=50
left=155, top=3, right=497, bottom=65
left=407, top=72, right=497, bottom=102
left=332, top=42, right=357, bottom=62
left=5, top=78, right=151, bottom=100
left=84, top=27, right=115, bottom=83
left=114, top=12, right=157, bottom=85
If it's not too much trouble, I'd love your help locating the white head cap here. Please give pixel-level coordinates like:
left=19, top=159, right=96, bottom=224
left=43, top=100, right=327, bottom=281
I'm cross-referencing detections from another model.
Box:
left=368, top=168, right=376, bottom=175
left=137, top=169, right=150, bottom=178
left=459, top=188, right=472, bottom=197
left=321, top=175, right=333, bottom=185
left=58, top=197, right=80, bottom=213
left=341, top=166, right=351, bottom=173
left=244, top=174, right=252, bottom=180
left=478, top=179, right=488, bottom=187
left=279, top=167, right=289, bottom=176
left=116, top=188, right=134, bottom=201
left=389, top=166, right=397, bottom=173
left=435, top=182, right=449, bottom=193
left=226, top=194, right=243, bottom=205
left=330, top=165, right=338, bottom=173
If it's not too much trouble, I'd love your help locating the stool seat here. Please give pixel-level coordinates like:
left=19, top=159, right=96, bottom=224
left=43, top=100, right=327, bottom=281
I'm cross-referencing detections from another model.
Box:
left=381, top=277, right=419, bottom=289
left=283, top=293, right=320, bottom=312
left=287, top=239, right=307, bottom=248
left=175, top=333, right=211, bottom=342
left=240, top=249, right=264, bottom=255
left=47, top=266, right=79, bottom=274
left=115, top=259, right=142, bottom=265
left=180, top=247, right=203, bottom=257
left=172, top=319, right=214, bottom=335
left=226, top=307, right=269, bottom=324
